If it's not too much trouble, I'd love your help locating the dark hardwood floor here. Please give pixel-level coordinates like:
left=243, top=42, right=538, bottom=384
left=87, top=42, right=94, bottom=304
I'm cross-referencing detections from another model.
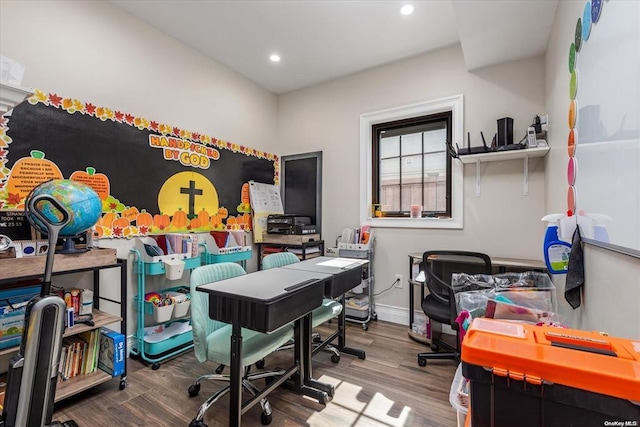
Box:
left=53, top=320, right=460, bottom=427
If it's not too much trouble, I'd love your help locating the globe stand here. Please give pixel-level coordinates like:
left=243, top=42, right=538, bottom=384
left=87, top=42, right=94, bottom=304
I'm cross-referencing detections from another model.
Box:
left=1, top=193, right=79, bottom=427
left=57, top=236, right=88, bottom=254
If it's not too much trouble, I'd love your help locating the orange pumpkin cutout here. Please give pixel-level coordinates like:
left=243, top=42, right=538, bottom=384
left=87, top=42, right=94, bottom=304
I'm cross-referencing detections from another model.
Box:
left=136, top=209, right=153, bottom=227
left=171, top=208, right=188, bottom=228
left=154, top=213, right=171, bottom=230
left=243, top=213, right=252, bottom=230
left=122, top=206, right=139, bottom=222
left=241, top=183, right=250, bottom=204
left=6, top=150, right=63, bottom=207
left=70, top=167, right=110, bottom=200
left=189, top=218, right=201, bottom=229
left=197, top=208, right=210, bottom=224
left=209, top=214, right=221, bottom=227
left=100, top=211, right=118, bottom=228
left=218, top=207, right=228, bottom=219
left=112, top=217, right=130, bottom=228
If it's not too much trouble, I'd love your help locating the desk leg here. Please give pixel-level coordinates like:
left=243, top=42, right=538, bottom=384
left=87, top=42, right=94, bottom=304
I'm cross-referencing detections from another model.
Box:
left=302, top=314, right=334, bottom=398
left=289, top=315, right=331, bottom=404
left=230, top=317, right=243, bottom=426
left=335, top=295, right=366, bottom=359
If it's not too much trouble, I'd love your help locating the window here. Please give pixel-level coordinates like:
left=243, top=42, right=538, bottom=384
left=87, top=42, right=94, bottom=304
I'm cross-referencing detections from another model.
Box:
left=372, top=112, right=452, bottom=217
left=359, top=95, right=463, bottom=229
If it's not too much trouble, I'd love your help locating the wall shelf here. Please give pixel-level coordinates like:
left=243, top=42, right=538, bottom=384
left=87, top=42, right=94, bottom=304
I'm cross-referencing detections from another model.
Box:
left=457, top=146, right=550, bottom=196
left=0, top=82, right=33, bottom=115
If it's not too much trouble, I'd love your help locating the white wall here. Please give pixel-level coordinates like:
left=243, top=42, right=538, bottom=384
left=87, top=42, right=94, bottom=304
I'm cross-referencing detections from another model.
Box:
left=0, top=0, right=279, bottom=339
left=545, top=1, right=640, bottom=340
left=276, top=45, right=547, bottom=324
left=0, top=1, right=277, bottom=152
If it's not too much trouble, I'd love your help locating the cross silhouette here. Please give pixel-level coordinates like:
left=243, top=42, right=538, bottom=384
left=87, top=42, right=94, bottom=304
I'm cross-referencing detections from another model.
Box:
left=180, top=180, right=203, bottom=219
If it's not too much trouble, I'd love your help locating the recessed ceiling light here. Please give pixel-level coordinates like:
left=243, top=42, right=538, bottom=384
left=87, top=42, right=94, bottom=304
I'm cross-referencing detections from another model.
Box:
left=400, top=4, right=414, bottom=15
left=270, top=54, right=281, bottom=62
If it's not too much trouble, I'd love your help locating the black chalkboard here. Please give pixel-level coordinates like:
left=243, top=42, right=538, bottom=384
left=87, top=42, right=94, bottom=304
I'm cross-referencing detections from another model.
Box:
left=1, top=98, right=276, bottom=235
left=281, top=152, right=322, bottom=234
left=0, top=210, right=34, bottom=241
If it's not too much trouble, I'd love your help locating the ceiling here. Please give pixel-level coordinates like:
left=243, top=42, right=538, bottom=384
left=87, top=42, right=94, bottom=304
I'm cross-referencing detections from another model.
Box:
left=110, top=1, right=559, bottom=95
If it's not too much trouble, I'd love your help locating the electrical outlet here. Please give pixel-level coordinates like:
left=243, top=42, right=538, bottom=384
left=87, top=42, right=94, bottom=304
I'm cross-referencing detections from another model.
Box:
left=394, top=274, right=403, bottom=288
left=540, top=114, right=548, bottom=125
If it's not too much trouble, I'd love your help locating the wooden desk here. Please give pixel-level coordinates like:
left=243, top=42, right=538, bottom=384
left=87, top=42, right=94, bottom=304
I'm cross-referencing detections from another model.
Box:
left=196, top=268, right=333, bottom=426
left=407, top=252, right=547, bottom=340
left=282, top=256, right=368, bottom=361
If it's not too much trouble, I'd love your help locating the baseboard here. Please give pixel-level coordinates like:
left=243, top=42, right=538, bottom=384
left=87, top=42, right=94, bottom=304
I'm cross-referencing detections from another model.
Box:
left=127, top=335, right=135, bottom=357
left=373, top=303, right=455, bottom=335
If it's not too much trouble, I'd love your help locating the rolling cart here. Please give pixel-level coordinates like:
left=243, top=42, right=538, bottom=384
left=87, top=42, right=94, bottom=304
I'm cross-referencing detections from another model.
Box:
left=338, top=236, right=376, bottom=330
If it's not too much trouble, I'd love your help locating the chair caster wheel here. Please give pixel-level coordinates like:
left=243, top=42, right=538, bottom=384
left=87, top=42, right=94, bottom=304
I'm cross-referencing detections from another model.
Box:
left=261, top=412, right=272, bottom=425
left=119, top=379, right=126, bottom=390
left=362, top=323, right=368, bottom=331
left=189, top=418, right=207, bottom=427
left=418, top=357, right=427, bottom=367
left=215, top=364, right=225, bottom=374
left=331, top=354, right=340, bottom=363
left=313, top=335, right=322, bottom=343
left=430, top=343, right=439, bottom=352
left=188, top=383, right=201, bottom=397
left=151, top=363, right=160, bottom=370
left=255, top=358, right=265, bottom=369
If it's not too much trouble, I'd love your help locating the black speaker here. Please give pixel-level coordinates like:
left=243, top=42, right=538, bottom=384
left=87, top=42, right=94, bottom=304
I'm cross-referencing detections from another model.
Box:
left=497, top=117, right=514, bottom=146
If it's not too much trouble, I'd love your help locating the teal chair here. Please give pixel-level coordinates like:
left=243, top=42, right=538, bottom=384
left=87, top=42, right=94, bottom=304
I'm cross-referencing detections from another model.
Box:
left=262, top=252, right=342, bottom=363
left=187, top=262, right=293, bottom=427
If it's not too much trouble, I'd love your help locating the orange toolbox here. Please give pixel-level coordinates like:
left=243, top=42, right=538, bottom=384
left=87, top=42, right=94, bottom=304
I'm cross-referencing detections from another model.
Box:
left=461, top=318, right=640, bottom=427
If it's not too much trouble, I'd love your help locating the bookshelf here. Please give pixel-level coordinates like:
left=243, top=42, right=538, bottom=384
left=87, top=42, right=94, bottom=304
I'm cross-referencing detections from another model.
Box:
left=55, top=309, right=122, bottom=402
left=0, top=249, right=128, bottom=398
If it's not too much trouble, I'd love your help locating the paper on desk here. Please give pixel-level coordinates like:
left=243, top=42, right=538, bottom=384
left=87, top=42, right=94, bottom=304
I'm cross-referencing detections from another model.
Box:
left=318, top=258, right=361, bottom=268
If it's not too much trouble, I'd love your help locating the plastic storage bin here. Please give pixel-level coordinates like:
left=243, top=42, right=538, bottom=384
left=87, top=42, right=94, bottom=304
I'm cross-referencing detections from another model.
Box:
left=461, top=318, right=640, bottom=427
left=449, top=364, right=469, bottom=427
left=0, top=285, right=41, bottom=349
left=152, top=304, right=174, bottom=322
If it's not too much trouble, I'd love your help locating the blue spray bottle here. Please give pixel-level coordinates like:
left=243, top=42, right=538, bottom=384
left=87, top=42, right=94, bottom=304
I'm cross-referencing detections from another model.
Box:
left=541, top=213, right=572, bottom=274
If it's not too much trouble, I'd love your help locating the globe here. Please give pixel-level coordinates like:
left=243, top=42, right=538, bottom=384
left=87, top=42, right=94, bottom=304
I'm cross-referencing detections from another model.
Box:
left=25, top=179, right=102, bottom=237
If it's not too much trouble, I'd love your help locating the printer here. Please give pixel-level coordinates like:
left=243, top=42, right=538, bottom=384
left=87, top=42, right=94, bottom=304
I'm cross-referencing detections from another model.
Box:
left=267, top=214, right=316, bottom=235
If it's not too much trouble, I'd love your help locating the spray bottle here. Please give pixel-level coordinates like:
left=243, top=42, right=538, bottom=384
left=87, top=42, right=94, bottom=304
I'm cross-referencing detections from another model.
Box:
left=541, top=213, right=573, bottom=274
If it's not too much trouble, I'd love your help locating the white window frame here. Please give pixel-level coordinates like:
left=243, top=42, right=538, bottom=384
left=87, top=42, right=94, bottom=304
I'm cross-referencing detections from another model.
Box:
left=360, top=94, right=464, bottom=229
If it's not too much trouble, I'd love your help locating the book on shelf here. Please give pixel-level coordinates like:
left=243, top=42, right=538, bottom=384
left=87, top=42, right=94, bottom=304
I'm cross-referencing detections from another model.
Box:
left=58, top=329, right=101, bottom=381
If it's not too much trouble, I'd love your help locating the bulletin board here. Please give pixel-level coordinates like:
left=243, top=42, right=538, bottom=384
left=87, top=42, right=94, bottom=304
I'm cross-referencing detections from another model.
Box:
left=566, top=0, right=640, bottom=257
left=0, top=89, right=279, bottom=238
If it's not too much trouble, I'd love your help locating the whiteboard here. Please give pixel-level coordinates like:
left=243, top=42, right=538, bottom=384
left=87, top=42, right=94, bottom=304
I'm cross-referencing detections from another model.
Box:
left=574, top=0, right=640, bottom=256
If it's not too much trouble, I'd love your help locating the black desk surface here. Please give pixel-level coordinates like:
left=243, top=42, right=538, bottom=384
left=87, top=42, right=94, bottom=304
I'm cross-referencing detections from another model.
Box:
left=282, top=256, right=368, bottom=298
left=196, top=268, right=331, bottom=333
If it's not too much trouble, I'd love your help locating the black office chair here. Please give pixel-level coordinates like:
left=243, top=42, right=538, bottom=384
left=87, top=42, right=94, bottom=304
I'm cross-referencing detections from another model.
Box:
left=417, top=250, right=492, bottom=367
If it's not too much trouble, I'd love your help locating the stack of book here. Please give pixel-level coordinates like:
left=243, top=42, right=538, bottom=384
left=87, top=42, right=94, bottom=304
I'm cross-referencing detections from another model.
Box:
left=58, top=329, right=101, bottom=381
